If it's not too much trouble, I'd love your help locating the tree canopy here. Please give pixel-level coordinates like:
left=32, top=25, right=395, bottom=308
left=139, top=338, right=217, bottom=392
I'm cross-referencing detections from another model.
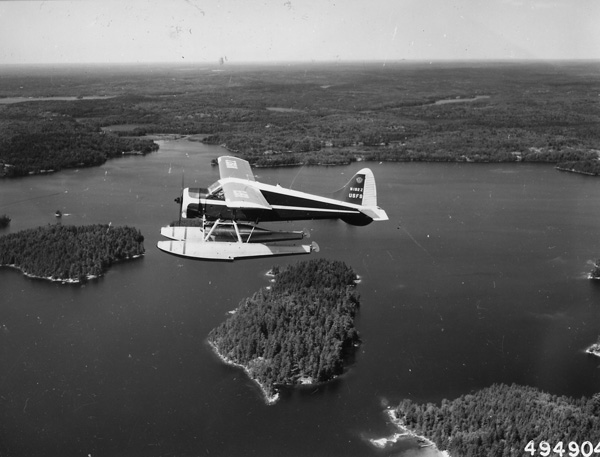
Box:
left=208, top=259, right=360, bottom=399
left=0, top=224, right=145, bottom=282
left=396, top=383, right=600, bottom=457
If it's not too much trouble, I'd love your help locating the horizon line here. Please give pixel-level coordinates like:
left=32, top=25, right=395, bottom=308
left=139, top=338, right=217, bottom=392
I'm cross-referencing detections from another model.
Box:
left=1, top=57, right=600, bottom=67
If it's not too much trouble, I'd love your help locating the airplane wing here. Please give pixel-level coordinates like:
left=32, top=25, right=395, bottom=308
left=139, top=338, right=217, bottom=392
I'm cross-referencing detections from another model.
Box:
left=218, top=156, right=256, bottom=181
left=221, top=180, right=272, bottom=209
left=218, top=156, right=271, bottom=209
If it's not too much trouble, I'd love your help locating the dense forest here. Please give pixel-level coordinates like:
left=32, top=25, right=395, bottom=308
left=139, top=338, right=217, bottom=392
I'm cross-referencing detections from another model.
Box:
left=0, top=113, right=158, bottom=177
left=556, top=159, right=600, bottom=176
left=395, top=383, right=600, bottom=457
left=208, top=259, right=360, bottom=400
left=0, top=224, right=145, bottom=282
left=1, top=62, right=599, bottom=175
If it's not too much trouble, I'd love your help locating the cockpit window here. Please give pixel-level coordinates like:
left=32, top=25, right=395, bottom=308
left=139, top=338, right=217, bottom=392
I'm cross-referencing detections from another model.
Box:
left=206, top=182, right=224, bottom=200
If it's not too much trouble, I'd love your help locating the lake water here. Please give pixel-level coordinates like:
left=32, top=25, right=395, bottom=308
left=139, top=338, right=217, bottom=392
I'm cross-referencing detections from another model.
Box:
left=1, top=138, right=599, bottom=456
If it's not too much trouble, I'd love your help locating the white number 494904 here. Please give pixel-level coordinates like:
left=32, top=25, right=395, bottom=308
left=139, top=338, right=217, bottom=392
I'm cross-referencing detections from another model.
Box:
left=525, top=440, right=600, bottom=457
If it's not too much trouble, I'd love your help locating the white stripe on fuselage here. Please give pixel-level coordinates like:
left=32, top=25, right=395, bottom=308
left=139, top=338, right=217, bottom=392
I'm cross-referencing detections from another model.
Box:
left=198, top=198, right=358, bottom=214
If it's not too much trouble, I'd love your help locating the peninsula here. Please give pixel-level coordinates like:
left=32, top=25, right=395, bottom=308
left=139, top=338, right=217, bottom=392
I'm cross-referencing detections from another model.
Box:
left=0, top=224, right=145, bottom=282
left=207, top=258, right=361, bottom=404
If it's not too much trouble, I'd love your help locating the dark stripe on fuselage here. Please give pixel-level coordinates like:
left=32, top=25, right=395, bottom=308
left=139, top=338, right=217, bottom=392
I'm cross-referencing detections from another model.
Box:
left=260, top=190, right=355, bottom=212
left=200, top=202, right=356, bottom=222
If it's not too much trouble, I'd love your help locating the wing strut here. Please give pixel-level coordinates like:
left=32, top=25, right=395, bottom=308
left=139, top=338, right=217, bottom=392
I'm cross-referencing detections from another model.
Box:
left=203, top=219, right=221, bottom=241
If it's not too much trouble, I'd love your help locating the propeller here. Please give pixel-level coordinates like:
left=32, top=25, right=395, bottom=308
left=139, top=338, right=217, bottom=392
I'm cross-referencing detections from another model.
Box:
left=174, top=172, right=184, bottom=225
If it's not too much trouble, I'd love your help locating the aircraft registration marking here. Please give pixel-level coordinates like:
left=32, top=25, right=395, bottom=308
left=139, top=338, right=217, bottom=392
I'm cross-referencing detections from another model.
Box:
left=233, top=190, right=249, bottom=199
left=225, top=160, right=238, bottom=169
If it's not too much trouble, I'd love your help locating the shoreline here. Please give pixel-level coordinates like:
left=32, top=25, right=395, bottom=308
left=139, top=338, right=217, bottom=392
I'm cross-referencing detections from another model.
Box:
left=556, top=166, right=599, bottom=177
left=208, top=337, right=334, bottom=405
left=0, top=253, right=144, bottom=284
left=207, top=339, right=280, bottom=405
left=368, top=408, right=450, bottom=456
left=585, top=343, right=600, bottom=358
left=6, top=146, right=600, bottom=180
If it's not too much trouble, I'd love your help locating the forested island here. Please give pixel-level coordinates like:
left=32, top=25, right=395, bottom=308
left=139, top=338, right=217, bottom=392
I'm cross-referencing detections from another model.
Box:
left=207, top=259, right=360, bottom=404
left=382, top=383, right=600, bottom=456
left=0, top=214, right=10, bottom=229
left=2, top=62, right=600, bottom=176
left=0, top=224, right=145, bottom=282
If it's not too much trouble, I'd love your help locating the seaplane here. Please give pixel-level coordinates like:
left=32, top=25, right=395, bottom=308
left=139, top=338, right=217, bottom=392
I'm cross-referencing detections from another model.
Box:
left=157, top=156, right=388, bottom=260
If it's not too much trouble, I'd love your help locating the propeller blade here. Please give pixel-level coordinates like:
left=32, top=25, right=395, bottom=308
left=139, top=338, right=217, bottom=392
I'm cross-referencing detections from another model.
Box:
left=178, top=172, right=184, bottom=225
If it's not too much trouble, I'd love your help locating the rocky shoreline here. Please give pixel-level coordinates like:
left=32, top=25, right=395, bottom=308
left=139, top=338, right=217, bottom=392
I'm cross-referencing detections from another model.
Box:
left=586, top=343, right=600, bottom=358
left=368, top=408, right=450, bottom=456
left=207, top=339, right=280, bottom=405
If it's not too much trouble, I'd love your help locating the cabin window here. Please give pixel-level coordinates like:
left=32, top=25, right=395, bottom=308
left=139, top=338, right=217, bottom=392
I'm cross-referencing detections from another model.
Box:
left=206, top=182, right=225, bottom=200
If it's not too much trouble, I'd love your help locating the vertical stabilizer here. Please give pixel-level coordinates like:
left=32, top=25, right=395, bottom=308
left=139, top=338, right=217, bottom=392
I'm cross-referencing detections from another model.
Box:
left=334, top=168, right=377, bottom=207
left=333, top=168, right=388, bottom=224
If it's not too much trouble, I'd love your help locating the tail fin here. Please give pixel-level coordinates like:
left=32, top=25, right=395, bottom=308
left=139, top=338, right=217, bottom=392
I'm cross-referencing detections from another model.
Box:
left=334, top=168, right=388, bottom=223
left=334, top=168, right=377, bottom=206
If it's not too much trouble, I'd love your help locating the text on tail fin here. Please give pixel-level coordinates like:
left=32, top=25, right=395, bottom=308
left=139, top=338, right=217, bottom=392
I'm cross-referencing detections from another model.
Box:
left=344, top=173, right=367, bottom=204
left=335, top=168, right=377, bottom=207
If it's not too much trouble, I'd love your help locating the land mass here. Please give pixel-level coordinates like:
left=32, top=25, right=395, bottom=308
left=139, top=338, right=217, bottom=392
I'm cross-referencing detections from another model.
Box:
left=0, top=224, right=145, bottom=282
left=207, top=259, right=360, bottom=404
left=0, top=214, right=10, bottom=229
left=587, top=343, right=600, bottom=358
left=586, top=334, right=600, bottom=358
left=1, top=61, right=600, bottom=176
left=380, top=383, right=600, bottom=457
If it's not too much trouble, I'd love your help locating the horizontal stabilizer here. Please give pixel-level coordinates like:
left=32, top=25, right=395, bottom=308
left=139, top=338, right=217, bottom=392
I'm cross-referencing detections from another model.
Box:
left=359, top=206, right=388, bottom=221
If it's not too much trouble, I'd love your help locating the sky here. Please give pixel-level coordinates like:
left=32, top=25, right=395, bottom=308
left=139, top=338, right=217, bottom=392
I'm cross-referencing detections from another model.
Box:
left=0, top=0, right=598, bottom=64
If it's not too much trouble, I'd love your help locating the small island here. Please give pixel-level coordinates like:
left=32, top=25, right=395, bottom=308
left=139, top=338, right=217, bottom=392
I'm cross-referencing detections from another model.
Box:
left=0, top=224, right=145, bottom=282
left=375, top=383, right=600, bottom=457
left=207, top=258, right=361, bottom=404
left=586, top=335, right=600, bottom=358
left=0, top=214, right=10, bottom=229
